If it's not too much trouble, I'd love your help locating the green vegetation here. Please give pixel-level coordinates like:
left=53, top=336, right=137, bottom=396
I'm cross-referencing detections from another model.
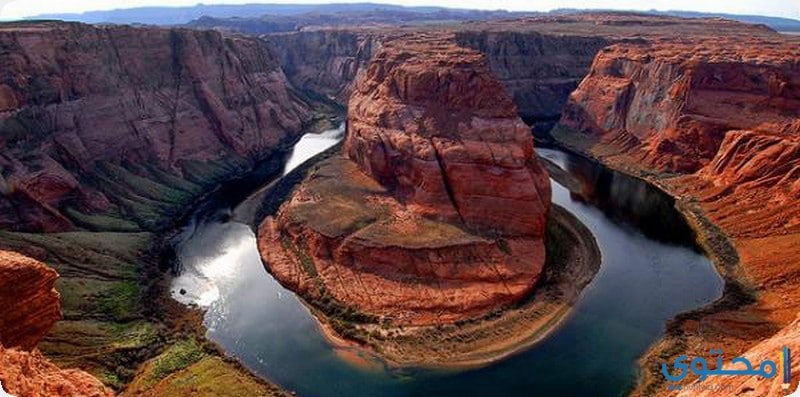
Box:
left=97, top=279, right=141, bottom=321
left=140, top=339, right=208, bottom=388
left=65, top=207, right=143, bottom=232
left=98, top=162, right=192, bottom=205
left=0, top=230, right=159, bottom=387
left=126, top=356, right=288, bottom=397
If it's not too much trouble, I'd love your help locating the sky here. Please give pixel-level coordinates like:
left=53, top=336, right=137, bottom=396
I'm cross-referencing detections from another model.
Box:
left=0, top=0, right=798, bottom=20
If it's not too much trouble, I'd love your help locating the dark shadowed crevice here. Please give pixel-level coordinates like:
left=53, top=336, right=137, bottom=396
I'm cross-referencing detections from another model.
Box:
left=431, top=139, right=466, bottom=225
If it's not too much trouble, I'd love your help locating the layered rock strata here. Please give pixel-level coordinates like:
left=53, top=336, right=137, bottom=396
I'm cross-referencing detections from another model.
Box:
left=259, top=34, right=551, bottom=326
left=557, top=35, right=800, bottom=395
left=0, top=21, right=314, bottom=232
left=0, top=250, right=61, bottom=351
left=263, top=14, right=777, bottom=129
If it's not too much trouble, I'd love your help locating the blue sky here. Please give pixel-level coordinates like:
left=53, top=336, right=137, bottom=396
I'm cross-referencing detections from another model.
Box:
left=1, top=0, right=798, bottom=20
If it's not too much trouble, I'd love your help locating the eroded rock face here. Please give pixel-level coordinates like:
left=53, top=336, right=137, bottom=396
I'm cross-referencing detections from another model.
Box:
left=0, top=250, right=113, bottom=396
left=0, top=345, right=115, bottom=397
left=557, top=35, right=800, bottom=396
left=561, top=38, right=800, bottom=173
left=344, top=35, right=551, bottom=236
left=259, top=35, right=550, bottom=326
left=0, top=250, right=61, bottom=351
left=454, top=31, right=610, bottom=123
left=0, top=21, right=313, bottom=232
left=264, top=31, right=380, bottom=103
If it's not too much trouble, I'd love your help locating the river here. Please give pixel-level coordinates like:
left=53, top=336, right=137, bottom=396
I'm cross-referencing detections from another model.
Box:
left=168, top=126, right=723, bottom=396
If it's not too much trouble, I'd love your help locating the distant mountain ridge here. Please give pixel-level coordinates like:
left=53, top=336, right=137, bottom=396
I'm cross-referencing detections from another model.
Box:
left=28, top=3, right=800, bottom=31
left=552, top=8, right=800, bottom=31
left=30, top=3, right=523, bottom=26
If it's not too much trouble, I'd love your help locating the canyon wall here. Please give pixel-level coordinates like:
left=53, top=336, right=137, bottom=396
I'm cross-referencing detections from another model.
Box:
left=454, top=31, right=610, bottom=124
left=260, top=34, right=551, bottom=326
left=262, top=15, right=773, bottom=134
left=0, top=21, right=315, bottom=233
left=265, top=29, right=607, bottom=129
left=558, top=35, right=800, bottom=395
left=263, top=31, right=380, bottom=103
left=0, top=20, right=323, bottom=393
left=561, top=38, right=800, bottom=173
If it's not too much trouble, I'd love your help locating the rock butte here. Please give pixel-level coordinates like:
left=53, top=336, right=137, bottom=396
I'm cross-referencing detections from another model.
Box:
left=0, top=250, right=114, bottom=397
left=557, top=35, right=800, bottom=395
left=258, top=34, right=551, bottom=326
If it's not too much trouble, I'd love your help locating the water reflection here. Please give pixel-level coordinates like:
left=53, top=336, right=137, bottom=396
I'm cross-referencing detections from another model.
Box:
left=537, top=148, right=698, bottom=247
left=283, top=123, right=345, bottom=175
left=168, top=140, right=724, bottom=397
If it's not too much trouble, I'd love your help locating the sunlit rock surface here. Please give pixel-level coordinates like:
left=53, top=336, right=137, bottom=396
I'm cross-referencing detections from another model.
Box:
left=259, top=34, right=550, bottom=326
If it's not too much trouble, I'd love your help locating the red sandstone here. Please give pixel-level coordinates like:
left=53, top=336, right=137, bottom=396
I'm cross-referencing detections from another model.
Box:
left=559, top=35, right=800, bottom=396
left=259, top=34, right=550, bottom=326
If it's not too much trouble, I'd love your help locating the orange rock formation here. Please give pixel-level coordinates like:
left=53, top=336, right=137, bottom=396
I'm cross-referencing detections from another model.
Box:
left=0, top=250, right=114, bottom=397
left=0, top=250, right=61, bottom=351
left=259, top=35, right=550, bottom=326
left=0, top=345, right=114, bottom=397
left=558, top=35, right=800, bottom=396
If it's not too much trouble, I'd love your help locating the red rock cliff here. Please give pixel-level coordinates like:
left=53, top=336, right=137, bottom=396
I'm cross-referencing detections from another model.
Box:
left=259, top=34, right=551, bottom=326
left=0, top=21, right=314, bottom=232
left=0, top=250, right=61, bottom=351
left=561, top=38, right=800, bottom=173
left=558, top=36, right=800, bottom=396
left=0, top=250, right=114, bottom=396
left=344, top=34, right=551, bottom=236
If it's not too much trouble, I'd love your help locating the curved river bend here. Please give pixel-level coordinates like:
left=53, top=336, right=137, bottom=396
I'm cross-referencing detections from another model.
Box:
left=169, top=126, right=723, bottom=397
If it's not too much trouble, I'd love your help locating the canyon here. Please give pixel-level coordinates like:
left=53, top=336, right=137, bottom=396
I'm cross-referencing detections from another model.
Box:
left=257, top=34, right=574, bottom=355
left=557, top=34, right=800, bottom=395
left=0, top=10, right=797, bottom=397
left=0, top=21, right=319, bottom=395
left=0, top=21, right=315, bottom=233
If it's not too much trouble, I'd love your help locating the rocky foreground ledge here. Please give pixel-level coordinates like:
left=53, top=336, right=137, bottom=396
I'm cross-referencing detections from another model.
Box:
left=258, top=34, right=598, bottom=365
left=0, top=250, right=114, bottom=397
